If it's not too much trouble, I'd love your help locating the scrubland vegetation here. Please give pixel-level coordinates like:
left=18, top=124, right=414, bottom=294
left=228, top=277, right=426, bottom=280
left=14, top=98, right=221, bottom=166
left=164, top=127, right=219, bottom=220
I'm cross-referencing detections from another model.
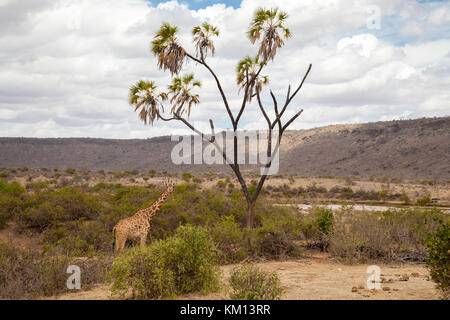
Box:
left=0, top=172, right=448, bottom=299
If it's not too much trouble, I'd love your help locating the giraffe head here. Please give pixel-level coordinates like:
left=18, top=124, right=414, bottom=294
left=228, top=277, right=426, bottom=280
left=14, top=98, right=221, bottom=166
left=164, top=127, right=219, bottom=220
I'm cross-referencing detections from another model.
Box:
left=166, top=178, right=174, bottom=193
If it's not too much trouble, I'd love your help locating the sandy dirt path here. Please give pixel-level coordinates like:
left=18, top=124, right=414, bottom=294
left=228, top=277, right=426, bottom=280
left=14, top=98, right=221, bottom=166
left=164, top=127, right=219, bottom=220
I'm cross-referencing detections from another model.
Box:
left=48, top=254, right=441, bottom=300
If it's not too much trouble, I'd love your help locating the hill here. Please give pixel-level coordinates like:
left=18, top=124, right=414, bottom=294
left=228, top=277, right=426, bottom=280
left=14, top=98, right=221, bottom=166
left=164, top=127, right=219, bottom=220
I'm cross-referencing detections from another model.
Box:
left=0, top=116, right=448, bottom=180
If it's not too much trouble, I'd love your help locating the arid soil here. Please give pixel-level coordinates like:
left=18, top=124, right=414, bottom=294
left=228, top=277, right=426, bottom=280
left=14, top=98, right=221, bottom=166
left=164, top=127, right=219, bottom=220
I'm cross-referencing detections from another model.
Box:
left=47, top=253, right=441, bottom=300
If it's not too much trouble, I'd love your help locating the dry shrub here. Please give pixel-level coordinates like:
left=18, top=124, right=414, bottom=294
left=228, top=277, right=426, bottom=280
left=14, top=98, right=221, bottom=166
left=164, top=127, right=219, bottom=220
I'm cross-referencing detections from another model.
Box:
left=249, top=206, right=304, bottom=259
left=0, top=244, right=110, bottom=299
left=329, top=208, right=446, bottom=263
left=210, top=215, right=247, bottom=264
left=229, top=263, right=284, bottom=300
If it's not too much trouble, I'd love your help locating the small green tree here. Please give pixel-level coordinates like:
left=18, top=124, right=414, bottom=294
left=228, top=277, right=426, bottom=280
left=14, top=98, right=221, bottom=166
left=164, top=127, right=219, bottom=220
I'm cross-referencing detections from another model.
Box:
left=425, top=220, right=449, bottom=298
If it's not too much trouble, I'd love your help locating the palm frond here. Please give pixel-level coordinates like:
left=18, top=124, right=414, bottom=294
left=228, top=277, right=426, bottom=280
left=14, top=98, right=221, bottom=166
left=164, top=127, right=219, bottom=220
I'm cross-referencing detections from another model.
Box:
left=247, top=7, right=292, bottom=62
left=128, top=80, right=166, bottom=125
left=192, top=22, right=220, bottom=59
left=167, top=74, right=201, bottom=117
left=152, top=23, right=185, bottom=75
left=236, top=55, right=268, bottom=102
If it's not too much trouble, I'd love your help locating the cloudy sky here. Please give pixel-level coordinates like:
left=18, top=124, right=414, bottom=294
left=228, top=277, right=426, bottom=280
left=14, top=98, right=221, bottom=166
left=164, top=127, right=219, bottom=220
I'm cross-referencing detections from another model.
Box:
left=0, top=0, right=449, bottom=138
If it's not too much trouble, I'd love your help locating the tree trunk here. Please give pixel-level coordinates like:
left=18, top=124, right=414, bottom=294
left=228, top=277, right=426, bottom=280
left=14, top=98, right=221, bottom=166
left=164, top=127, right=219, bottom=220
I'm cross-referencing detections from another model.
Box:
left=245, top=201, right=255, bottom=229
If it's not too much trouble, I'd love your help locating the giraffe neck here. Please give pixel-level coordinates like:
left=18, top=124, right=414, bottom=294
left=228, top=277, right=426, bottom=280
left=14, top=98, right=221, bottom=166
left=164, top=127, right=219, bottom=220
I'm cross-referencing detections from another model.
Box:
left=140, top=189, right=171, bottom=220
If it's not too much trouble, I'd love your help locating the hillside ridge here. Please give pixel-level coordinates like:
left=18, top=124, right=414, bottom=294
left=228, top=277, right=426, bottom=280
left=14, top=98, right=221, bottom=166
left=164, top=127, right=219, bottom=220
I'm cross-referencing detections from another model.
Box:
left=0, top=116, right=448, bottom=180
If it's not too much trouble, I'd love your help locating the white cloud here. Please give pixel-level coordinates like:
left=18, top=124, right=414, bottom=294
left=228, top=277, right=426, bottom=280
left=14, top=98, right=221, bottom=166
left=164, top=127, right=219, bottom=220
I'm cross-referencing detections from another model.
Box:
left=0, top=0, right=448, bottom=138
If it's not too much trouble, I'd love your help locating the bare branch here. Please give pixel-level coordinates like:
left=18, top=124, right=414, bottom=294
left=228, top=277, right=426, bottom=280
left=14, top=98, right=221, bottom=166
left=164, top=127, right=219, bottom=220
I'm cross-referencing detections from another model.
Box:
left=270, top=90, right=282, bottom=136
left=185, top=52, right=235, bottom=126
left=286, top=64, right=312, bottom=106
left=256, top=90, right=271, bottom=127
left=235, top=62, right=265, bottom=125
left=282, top=109, right=304, bottom=132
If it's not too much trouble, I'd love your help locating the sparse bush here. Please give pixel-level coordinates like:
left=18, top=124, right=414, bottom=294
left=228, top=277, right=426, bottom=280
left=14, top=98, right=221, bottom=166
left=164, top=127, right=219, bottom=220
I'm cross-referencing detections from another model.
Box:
left=229, top=264, right=283, bottom=300
left=65, top=168, right=76, bottom=175
left=216, top=180, right=226, bottom=189
left=0, top=244, right=110, bottom=299
left=174, top=183, right=187, bottom=193
left=25, top=181, right=51, bottom=192
left=250, top=207, right=303, bottom=259
left=192, top=177, right=202, bottom=183
left=182, top=172, right=192, bottom=181
left=210, top=215, right=247, bottom=264
left=417, top=195, right=431, bottom=206
left=329, top=208, right=446, bottom=263
left=401, top=193, right=411, bottom=205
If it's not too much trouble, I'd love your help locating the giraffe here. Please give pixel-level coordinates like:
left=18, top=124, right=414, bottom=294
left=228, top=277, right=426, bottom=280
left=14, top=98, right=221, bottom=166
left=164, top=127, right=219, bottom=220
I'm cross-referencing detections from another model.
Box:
left=112, top=179, right=174, bottom=254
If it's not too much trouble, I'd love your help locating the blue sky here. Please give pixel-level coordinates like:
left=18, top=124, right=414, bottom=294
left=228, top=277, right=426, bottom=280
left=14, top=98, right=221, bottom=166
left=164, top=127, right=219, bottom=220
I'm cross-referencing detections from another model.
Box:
left=149, top=0, right=449, bottom=9
left=148, top=0, right=242, bottom=10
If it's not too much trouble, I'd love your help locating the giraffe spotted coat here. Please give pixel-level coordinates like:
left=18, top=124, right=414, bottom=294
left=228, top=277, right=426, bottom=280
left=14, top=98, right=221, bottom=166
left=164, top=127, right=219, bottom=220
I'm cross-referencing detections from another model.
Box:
left=113, top=180, right=173, bottom=254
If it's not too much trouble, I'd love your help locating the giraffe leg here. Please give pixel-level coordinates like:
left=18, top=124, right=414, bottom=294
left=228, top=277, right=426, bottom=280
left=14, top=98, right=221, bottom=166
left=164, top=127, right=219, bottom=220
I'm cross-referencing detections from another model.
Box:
left=115, top=232, right=127, bottom=255
left=140, top=230, right=148, bottom=248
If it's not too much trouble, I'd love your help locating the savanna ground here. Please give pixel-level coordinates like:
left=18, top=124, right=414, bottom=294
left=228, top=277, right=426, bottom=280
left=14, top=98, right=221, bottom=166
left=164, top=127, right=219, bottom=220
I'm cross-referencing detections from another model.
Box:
left=0, top=167, right=448, bottom=300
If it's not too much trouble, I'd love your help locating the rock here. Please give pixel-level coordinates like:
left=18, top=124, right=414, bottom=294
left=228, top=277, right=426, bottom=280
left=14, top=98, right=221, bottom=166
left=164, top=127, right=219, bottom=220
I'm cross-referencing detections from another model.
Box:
left=399, top=274, right=409, bottom=281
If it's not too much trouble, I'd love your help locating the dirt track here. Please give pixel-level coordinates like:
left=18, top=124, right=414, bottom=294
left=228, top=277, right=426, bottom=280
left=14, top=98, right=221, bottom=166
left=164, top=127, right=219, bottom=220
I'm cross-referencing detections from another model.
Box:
left=49, top=253, right=441, bottom=300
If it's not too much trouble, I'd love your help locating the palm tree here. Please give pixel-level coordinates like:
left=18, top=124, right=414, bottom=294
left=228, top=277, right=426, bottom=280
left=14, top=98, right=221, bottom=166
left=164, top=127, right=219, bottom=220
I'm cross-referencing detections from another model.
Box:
left=236, top=55, right=269, bottom=102
left=151, top=23, right=185, bottom=75
left=167, top=73, right=201, bottom=117
left=129, top=80, right=168, bottom=125
left=248, top=8, right=291, bottom=63
left=192, top=22, right=220, bottom=59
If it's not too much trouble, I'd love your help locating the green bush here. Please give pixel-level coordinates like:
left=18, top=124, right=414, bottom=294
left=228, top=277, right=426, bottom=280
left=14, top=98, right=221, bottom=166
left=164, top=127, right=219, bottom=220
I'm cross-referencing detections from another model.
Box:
left=216, top=180, right=226, bottom=189
left=229, top=264, right=283, bottom=300
left=65, top=168, right=76, bottom=175
left=425, top=220, right=450, bottom=297
left=15, top=187, right=101, bottom=231
left=0, top=181, right=26, bottom=229
left=155, top=224, right=221, bottom=294
left=417, top=195, right=432, bottom=206
left=108, top=246, right=176, bottom=299
left=0, top=181, right=25, bottom=196
left=210, top=215, right=247, bottom=264
left=182, top=172, right=192, bottom=181
left=108, top=224, right=221, bottom=299
left=313, top=207, right=334, bottom=235
left=42, top=219, right=113, bottom=256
